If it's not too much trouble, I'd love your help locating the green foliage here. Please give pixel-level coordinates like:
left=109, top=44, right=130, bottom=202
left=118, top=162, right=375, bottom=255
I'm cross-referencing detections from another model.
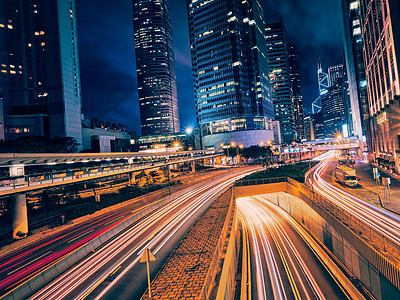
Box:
left=241, top=145, right=264, bottom=159
left=0, top=136, right=79, bottom=153
left=61, top=183, right=165, bottom=221
left=242, top=161, right=319, bottom=183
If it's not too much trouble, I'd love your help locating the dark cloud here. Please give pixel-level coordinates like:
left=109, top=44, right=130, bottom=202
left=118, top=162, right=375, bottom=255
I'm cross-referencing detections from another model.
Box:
left=76, top=0, right=344, bottom=134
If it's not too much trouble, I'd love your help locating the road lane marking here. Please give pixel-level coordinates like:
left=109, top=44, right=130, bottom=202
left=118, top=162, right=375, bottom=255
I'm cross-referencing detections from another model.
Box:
left=67, top=230, right=94, bottom=244
left=7, top=251, right=52, bottom=276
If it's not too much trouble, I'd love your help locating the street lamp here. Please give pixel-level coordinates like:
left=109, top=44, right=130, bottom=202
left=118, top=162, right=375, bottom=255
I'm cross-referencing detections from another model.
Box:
left=185, top=127, right=193, bottom=135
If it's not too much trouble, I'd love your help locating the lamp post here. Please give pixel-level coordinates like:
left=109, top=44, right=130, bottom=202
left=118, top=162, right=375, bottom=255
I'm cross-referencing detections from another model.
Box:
left=230, top=142, right=236, bottom=164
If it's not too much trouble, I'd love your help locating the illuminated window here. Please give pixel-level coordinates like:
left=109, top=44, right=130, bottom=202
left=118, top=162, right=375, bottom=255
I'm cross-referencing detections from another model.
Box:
left=353, top=28, right=361, bottom=36
left=350, top=1, right=358, bottom=10
left=7, top=25, right=13, bottom=29
left=35, top=32, right=39, bottom=35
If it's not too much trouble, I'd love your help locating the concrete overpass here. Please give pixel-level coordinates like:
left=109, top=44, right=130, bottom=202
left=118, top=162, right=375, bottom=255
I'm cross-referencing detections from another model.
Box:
left=0, top=149, right=224, bottom=239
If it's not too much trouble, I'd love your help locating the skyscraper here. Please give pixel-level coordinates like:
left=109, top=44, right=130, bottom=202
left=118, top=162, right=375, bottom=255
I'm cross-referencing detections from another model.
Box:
left=320, top=64, right=348, bottom=138
left=133, top=0, right=180, bottom=136
left=359, top=0, right=400, bottom=173
left=266, top=17, right=296, bottom=143
left=340, top=0, right=367, bottom=140
left=288, top=44, right=305, bottom=140
left=187, top=0, right=274, bottom=148
left=0, top=0, right=82, bottom=146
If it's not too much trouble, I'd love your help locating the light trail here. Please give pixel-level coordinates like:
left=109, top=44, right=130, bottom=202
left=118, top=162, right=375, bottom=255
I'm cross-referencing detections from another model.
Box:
left=238, top=196, right=346, bottom=300
left=29, top=169, right=258, bottom=300
left=311, top=151, right=400, bottom=247
left=0, top=171, right=227, bottom=295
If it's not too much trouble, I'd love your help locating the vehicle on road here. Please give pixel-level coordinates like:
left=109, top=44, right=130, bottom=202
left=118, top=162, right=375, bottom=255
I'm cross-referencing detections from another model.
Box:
left=335, top=166, right=358, bottom=187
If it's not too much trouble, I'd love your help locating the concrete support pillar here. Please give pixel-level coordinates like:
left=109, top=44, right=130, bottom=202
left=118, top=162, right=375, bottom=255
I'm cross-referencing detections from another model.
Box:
left=128, top=172, right=135, bottom=186
left=191, top=161, right=195, bottom=173
left=11, top=194, right=28, bottom=239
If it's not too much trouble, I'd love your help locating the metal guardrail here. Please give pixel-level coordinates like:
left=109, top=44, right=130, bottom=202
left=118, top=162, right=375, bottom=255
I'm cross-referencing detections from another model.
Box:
left=286, top=177, right=400, bottom=290
left=200, top=187, right=234, bottom=299
left=0, top=154, right=221, bottom=196
left=235, top=174, right=400, bottom=290
left=237, top=175, right=400, bottom=269
left=2, top=179, right=214, bottom=300
left=234, top=177, right=287, bottom=187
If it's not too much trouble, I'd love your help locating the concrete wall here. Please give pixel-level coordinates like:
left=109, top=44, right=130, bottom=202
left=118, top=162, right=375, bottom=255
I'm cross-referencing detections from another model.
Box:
left=236, top=184, right=400, bottom=300
left=3, top=182, right=209, bottom=300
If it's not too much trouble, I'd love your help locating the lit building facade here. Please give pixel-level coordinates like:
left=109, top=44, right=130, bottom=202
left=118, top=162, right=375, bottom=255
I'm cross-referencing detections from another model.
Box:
left=304, top=115, right=315, bottom=141
left=187, top=0, right=274, bottom=148
left=266, top=17, right=296, bottom=143
left=133, top=0, right=180, bottom=136
left=320, top=65, right=348, bottom=138
left=0, top=0, right=83, bottom=146
left=359, top=0, right=400, bottom=173
left=288, top=44, right=305, bottom=140
left=340, top=0, right=368, bottom=140
left=314, top=111, right=325, bottom=140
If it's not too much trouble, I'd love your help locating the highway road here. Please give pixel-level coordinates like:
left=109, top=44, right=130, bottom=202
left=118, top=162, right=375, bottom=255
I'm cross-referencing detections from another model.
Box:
left=308, top=151, right=400, bottom=249
left=21, top=167, right=258, bottom=300
left=238, top=195, right=348, bottom=300
left=0, top=168, right=236, bottom=297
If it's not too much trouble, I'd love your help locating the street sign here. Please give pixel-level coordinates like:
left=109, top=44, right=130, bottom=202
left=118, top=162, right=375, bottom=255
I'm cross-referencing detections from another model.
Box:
left=140, top=248, right=156, bottom=299
left=382, top=177, right=391, bottom=185
left=140, top=248, right=156, bottom=263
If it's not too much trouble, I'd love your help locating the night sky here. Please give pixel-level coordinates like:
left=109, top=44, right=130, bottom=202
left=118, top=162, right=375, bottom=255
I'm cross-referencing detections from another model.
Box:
left=76, top=0, right=344, bottom=135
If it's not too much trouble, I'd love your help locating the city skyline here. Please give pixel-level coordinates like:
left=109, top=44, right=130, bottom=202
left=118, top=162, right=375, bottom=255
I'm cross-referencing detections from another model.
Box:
left=76, top=0, right=344, bottom=134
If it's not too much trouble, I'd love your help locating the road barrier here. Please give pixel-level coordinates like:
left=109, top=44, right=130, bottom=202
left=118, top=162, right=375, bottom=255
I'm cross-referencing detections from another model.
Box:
left=1, top=179, right=211, bottom=300
left=235, top=177, right=400, bottom=299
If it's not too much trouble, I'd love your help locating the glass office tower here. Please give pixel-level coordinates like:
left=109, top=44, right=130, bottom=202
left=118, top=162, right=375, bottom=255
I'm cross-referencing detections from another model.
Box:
left=320, top=65, right=348, bottom=138
left=187, top=0, right=274, bottom=148
left=359, top=0, right=400, bottom=174
left=133, top=0, right=180, bottom=136
left=0, top=0, right=82, bottom=146
left=266, top=17, right=296, bottom=143
left=340, top=0, right=367, bottom=140
left=288, top=44, right=305, bottom=140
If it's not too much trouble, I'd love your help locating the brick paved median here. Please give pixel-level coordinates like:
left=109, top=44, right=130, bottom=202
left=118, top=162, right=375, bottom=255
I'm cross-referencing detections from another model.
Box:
left=141, top=188, right=233, bottom=299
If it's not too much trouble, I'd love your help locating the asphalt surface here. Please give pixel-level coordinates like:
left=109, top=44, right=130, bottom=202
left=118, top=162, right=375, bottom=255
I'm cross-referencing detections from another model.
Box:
left=26, top=167, right=259, bottom=300
left=238, top=195, right=347, bottom=300
left=0, top=168, right=232, bottom=297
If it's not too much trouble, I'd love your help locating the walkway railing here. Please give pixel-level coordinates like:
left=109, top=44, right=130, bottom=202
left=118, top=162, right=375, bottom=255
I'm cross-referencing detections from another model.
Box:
left=234, top=177, right=287, bottom=187
left=235, top=175, right=400, bottom=291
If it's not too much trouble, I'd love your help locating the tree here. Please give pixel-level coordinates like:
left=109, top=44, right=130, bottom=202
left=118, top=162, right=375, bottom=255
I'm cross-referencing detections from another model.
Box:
left=242, top=145, right=263, bottom=160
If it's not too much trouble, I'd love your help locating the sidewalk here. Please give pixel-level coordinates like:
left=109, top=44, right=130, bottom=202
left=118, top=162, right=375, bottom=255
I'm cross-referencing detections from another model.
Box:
left=352, top=160, right=400, bottom=214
